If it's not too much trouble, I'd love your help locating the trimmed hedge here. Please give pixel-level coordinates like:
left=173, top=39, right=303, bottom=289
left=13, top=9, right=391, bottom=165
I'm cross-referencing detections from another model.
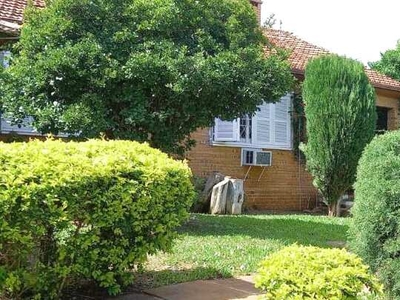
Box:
left=255, top=245, right=382, bottom=299
left=0, top=139, right=194, bottom=298
left=350, top=130, right=400, bottom=298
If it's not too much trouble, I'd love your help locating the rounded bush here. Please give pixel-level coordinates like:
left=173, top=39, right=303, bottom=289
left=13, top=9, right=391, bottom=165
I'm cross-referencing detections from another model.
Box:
left=255, top=245, right=382, bottom=299
left=350, top=130, right=400, bottom=298
left=0, top=139, right=194, bottom=298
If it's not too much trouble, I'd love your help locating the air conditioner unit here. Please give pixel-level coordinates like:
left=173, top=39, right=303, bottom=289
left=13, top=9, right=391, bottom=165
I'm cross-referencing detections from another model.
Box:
left=241, top=148, right=272, bottom=167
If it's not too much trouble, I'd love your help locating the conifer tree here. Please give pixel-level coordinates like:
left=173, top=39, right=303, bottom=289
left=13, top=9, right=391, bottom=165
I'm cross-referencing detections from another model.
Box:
left=302, top=55, right=376, bottom=216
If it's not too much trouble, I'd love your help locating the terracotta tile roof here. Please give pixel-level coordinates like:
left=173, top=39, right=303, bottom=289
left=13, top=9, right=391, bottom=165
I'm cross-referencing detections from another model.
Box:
left=264, top=28, right=400, bottom=92
left=364, top=69, right=400, bottom=92
left=0, top=0, right=44, bottom=35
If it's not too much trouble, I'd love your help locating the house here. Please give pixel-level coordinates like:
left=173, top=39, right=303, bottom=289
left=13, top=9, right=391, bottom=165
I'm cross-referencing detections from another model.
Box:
left=1, top=0, right=400, bottom=211
left=186, top=5, right=400, bottom=211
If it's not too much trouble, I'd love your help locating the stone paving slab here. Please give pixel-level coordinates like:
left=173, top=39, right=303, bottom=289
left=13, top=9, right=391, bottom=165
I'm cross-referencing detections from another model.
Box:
left=144, top=276, right=262, bottom=300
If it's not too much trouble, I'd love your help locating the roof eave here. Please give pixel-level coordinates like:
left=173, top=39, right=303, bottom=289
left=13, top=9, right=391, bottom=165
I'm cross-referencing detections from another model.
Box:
left=290, top=68, right=400, bottom=93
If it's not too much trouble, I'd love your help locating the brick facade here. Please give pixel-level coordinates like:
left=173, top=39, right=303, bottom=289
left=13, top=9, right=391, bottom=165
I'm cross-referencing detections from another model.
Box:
left=250, top=0, right=262, bottom=24
left=186, top=128, right=317, bottom=211
left=187, top=88, right=400, bottom=212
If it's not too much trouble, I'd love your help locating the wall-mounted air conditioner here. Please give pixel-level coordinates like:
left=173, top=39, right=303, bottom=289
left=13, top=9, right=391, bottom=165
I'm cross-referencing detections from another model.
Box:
left=241, top=148, right=272, bottom=167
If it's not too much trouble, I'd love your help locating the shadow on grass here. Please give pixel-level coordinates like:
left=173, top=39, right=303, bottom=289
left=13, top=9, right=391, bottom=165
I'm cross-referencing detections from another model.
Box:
left=180, top=214, right=349, bottom=248
left=62, top=267, right=228, bottom=299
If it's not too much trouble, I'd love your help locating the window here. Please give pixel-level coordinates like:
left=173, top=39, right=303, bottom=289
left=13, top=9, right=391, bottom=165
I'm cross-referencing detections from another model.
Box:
left=0, top=50, right=38, bottom=135
left=376, top=106, right=389, bottom=135
left=212, top=94, right=292, bottom=150
left=240, top=115, right=252, bottom=143
left=0, top=115, right=40, bottom=136
left=0, top=50, right=11, bottom=68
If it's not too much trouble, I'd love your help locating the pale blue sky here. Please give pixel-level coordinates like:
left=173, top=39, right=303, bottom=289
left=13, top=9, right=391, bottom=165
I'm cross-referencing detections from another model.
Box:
left=261, top=0, right=399, bottom=66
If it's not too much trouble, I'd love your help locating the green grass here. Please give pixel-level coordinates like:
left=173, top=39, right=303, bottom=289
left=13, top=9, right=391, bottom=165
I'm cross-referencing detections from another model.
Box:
left=135, top=213, right=349, bottom=289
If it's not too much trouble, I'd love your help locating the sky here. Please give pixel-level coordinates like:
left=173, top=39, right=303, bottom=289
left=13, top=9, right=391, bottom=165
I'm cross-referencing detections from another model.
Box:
left=261, top=0, right=400, bottom=66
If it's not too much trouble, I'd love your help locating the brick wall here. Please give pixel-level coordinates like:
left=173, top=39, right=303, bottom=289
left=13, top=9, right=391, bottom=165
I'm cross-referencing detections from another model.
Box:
left=250, top=0, right=262, bottom=24
left=187, top=89, right=400, bottom=212
left=186, top=128, right=317, bottom=211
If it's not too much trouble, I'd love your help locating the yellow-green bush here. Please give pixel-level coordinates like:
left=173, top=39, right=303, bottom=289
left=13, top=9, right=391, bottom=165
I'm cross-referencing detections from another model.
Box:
left=255, top=245, right=382, bottom=300
left=0, top=139, right=194, bottom=298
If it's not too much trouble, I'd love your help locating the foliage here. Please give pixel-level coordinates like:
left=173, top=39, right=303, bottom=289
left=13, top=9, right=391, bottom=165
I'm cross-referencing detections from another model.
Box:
left=349, top=130, right=400, bottom=298
left=301, top=54, right=376, bottom=216
left=369, top=41, right=400, bottom=80
left=292, top=91, right=306, bottom=163
left=255, top=244, right=383, bottom=300
left=189, top=176, right=207, bottom=212
left=136, top=214, right=349, bottom=289
left=0, top=139, right=194, bottom=298
left=0, top=0, right=293, bottom=155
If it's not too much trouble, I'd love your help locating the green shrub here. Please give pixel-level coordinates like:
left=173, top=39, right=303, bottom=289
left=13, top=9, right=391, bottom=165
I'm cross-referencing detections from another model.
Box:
left=255, top=245, right=382, bottom=299
left=0, top=139, right=194, bottom=298
left=302, top=54, right=376, bottom=216
left=350, top=130, right=400, bottom=298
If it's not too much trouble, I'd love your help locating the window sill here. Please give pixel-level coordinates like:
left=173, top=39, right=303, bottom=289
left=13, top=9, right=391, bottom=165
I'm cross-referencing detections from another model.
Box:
left=211, top=141, right=292, bottom=151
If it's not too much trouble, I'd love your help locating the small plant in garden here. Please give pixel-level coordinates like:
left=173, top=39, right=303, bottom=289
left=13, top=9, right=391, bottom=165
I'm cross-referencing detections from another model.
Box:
left=350, top=130, right=400, bottom=298
left=0, top=139, right=194, bottom=299
left=302, top=54, right=376, bottom=216
left=255, top=244, right=383, bottom=299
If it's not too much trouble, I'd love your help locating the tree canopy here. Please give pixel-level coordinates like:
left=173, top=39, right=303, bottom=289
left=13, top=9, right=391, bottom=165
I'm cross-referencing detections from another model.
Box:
left=302, top=54, right=376, bottom=216
left=369, top=41, right=400, bottom=81
left=0, top=0, right=293, bottom=154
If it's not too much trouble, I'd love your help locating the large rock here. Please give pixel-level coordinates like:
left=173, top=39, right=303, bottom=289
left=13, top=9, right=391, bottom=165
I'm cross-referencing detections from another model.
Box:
left=210, top=177, right=244, bottom=215
left=192, top=171, right=225, bottom=213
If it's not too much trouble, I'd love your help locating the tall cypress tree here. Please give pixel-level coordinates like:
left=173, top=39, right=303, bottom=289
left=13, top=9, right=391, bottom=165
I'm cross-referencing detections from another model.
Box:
left=302, top=54, right=377, bottom=216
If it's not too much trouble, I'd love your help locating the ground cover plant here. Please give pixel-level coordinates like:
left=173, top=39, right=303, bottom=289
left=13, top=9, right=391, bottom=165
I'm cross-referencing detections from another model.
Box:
left=135, top=214, right=349, bottom=289
left=0, top=139, right=194, bottom=299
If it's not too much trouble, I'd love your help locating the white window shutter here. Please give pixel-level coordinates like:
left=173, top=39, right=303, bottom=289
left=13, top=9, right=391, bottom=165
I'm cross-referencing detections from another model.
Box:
left=254, top=102, right=271, bottom=144
left=214, top=118, right=240, bottom=142
left=274, top=94, right=291, bottom=145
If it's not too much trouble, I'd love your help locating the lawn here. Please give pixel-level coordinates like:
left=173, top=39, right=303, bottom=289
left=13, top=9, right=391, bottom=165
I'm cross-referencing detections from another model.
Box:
left=134, top=213, right=349, bottom=289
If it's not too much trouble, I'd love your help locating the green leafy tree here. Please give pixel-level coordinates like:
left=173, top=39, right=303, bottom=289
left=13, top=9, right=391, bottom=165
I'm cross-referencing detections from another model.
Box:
left=302, top=54, right=376, bottom=217
left=0, top=0, right=292, bottom=154
left=369, top=40, right=400, bottom=80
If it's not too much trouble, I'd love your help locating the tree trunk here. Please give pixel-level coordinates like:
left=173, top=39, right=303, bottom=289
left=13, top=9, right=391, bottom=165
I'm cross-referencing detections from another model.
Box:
left=328, top=203, right=338, bottom=217
left=327, top=198, right=342, bottom=217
